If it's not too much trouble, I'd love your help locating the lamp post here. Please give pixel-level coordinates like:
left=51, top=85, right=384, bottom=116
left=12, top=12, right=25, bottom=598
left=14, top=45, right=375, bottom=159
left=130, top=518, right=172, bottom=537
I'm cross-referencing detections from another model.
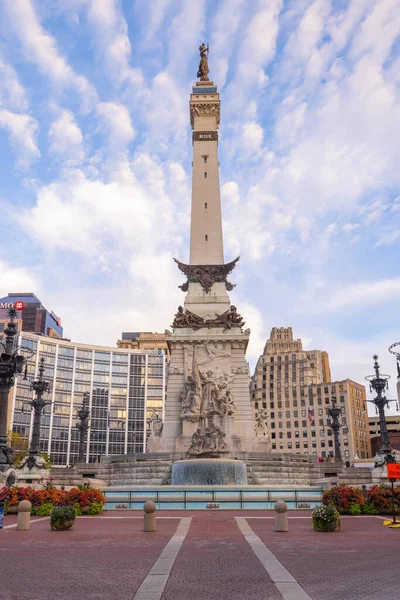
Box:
left=76, top=393, right=90, bottom=463
left=0, top=308, right=25, bottom=471
left=326, top=398, right=343, bottom=463
left=24, top=357, right=51, bottom=470
left=365, top=354, right=396, bottom=464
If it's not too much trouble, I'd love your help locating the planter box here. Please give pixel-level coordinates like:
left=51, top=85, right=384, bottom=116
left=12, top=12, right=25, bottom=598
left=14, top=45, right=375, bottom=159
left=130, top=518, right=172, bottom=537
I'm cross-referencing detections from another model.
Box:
left=51, top=519, right=75, bottom=531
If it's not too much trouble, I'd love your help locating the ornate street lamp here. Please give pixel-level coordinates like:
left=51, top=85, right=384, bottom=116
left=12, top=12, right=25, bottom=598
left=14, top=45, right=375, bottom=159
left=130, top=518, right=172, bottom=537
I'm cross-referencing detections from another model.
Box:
left=76, top=392, right=90, bottom=463
left=24, top=357, right=51, bottom=470
left=0, top=308, right=25, bottom=471
left=326, top=398, right=343, bottom=463
left=365, top=354, right=397, bottom=464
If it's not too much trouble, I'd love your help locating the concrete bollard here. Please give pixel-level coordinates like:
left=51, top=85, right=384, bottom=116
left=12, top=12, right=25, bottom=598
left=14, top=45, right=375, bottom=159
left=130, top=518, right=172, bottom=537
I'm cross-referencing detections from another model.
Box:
left=17, top=500, right=32, bottom=531
left=274, top=500, right=288, bottom=532
left=143, top=500, right=156, bottom=532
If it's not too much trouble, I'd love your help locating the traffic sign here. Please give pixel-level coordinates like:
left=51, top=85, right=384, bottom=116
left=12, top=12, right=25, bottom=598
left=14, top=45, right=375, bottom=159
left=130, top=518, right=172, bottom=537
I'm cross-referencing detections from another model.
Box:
left=387, top=464, right=400, bottom=478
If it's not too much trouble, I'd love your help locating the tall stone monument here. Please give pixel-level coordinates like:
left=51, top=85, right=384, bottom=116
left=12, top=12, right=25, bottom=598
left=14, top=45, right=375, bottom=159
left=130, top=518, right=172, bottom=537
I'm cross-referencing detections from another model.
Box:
left=152, top=46, right=269, bottom=458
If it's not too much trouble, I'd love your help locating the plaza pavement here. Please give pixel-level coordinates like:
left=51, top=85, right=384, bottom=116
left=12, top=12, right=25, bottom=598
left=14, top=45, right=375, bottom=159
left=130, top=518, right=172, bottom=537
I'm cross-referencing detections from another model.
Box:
left=1, top=510, right=399, bottom=600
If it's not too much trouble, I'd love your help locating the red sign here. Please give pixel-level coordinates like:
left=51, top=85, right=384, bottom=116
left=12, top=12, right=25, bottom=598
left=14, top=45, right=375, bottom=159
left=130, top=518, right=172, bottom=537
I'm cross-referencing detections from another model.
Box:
left=14, top=301, right=25, bottom=311
left=387, top=464, right=400, bottom=479
left=57, top=317, right=62, bottom=326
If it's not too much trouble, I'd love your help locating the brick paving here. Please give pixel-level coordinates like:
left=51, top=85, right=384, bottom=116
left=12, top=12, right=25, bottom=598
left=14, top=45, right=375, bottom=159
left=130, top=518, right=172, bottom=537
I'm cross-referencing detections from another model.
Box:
left=250, top=515, right=400, bottom=600
left=162, top=512, right=282, bottom=600
left=1, top=511, right=400, bottom=600
left=0, top=514, right=178, bottom=600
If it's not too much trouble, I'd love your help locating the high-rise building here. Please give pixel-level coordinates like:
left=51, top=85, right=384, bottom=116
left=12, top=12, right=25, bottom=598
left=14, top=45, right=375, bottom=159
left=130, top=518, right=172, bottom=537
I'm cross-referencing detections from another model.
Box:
left=0, top=293, right=63, bottom=338
left=10, top=332, right=166, bottom=465
left=117, top=332, right=168, bottom=355
left=251, top=327, right=371, bottom=463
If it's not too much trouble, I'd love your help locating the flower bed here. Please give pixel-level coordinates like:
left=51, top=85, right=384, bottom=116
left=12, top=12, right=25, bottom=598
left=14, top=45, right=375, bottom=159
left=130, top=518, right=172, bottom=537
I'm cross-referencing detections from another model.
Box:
left=322, top=484, right=400, bottom=515
left=0, top=485, right=105, bottom=515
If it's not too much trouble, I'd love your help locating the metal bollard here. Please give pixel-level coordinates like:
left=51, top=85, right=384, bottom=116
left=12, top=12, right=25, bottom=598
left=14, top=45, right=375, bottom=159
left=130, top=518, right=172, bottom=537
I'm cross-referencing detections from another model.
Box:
left=274, top=500, right=288, bottom=532
left=17, top=500, right=32, bottom=531
left=143, top=500, right=156, bottom=532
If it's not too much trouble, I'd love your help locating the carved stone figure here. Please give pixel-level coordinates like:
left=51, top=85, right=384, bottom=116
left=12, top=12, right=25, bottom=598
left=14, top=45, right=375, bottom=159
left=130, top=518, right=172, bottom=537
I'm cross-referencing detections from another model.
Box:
left=188, top=428, right=203, bottom=454
left=0, top=446, right=13, bottom=465
left=148, top=409, right=163, bottom=438
left=172, top=306, right=205, bottom=330
left=197, top=43, right=209, bottom=81
left=180, top=375, right=201, bottom=422
left=174, top=257, right=239, bottom=294
left=199, top=369, right=218, bottom=414
left=254, top=409, right=268, bottom=437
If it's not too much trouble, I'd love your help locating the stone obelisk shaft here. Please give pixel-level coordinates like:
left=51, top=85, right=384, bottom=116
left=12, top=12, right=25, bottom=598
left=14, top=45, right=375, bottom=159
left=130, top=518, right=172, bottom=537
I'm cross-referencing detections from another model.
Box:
left=189, top=82, right=223, bottom=265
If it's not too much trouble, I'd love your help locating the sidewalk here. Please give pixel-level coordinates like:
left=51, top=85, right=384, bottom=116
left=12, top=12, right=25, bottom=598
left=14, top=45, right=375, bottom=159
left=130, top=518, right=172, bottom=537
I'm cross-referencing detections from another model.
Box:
left=1, top=511, right=398, bottom=600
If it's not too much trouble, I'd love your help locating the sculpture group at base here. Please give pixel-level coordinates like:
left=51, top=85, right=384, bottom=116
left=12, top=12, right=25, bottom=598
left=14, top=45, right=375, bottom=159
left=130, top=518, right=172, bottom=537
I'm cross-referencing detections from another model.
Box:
left=188, top=424, right=228, bottom=456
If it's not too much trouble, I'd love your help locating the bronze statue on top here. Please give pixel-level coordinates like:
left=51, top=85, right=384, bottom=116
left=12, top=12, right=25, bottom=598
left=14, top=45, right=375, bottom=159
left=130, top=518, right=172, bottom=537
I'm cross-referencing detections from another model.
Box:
left=197, top=43, right=210, bottom=81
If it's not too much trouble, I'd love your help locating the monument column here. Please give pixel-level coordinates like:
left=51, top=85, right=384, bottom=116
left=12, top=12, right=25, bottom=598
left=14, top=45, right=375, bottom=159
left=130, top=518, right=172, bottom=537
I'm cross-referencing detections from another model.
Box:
left=151, top=45, right=269, bottom=458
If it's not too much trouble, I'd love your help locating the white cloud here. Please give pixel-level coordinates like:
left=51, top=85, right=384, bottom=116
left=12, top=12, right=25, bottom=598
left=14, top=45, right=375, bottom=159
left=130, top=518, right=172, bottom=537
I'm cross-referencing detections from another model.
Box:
left=0, top=109, right=40, bottom=168
left=85, top=0, right=144, bottom=88
left=2, top=0, right=97, bottom=111
left=96, top=102, right=135, bottom=149
left=49, top=109, right=84, bottom=163
left=324, top=278, right=400, bottom=312
left=0, top=57, right=29, bottom=111
left=0, top=259, right=38, bottom=291
left=209, top=0, right=246, bottom=88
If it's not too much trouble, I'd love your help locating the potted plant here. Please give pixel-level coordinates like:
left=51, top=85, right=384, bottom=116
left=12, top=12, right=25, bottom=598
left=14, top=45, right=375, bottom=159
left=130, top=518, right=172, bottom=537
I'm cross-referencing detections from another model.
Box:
left=312, top=505, right=340, bottom=532
left=50, top=506, right=76, bottom=531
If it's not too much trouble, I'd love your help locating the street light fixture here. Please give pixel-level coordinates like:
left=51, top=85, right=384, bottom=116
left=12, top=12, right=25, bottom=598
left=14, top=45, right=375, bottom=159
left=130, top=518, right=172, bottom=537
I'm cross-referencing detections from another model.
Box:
left=326, top=398, right=343, bottom=463
left=0, top=308, right=25, bottom=471
left=365, top=354, right=397, bottom=465
left=76, top=392, right=90, bottom=463
left=22, top=357, right=51, bottom=471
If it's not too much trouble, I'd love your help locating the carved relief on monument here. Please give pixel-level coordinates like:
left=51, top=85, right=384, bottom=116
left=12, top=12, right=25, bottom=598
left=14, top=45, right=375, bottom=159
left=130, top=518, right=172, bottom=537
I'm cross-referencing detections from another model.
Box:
left=172, top=304, right=245, bottom=332
left=190, top=103, right=220, bottom=128
left=174, top=257, right=239, bottom=294
left=179, top=341, right=236, bottom=424
left=231, top=366, right=249, bottom=375
left=148, top=409, right=163, bottom=438
left=169, top=366, right=184, bottom=375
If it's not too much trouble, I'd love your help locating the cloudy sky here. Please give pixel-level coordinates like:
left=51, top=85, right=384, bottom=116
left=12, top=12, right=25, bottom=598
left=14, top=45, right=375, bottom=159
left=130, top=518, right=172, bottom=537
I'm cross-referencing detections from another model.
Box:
left=0, top=0, right=399, bottom=408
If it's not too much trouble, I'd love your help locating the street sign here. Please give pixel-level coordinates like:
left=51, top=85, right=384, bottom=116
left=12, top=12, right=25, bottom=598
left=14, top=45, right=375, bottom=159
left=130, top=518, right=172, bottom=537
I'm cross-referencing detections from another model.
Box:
left=387, top=464, right=400, bottom=478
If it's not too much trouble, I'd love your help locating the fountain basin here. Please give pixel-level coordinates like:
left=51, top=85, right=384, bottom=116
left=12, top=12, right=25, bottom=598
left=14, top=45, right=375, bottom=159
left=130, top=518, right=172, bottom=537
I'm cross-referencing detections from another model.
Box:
left=171, top=458, right=247, bottom=486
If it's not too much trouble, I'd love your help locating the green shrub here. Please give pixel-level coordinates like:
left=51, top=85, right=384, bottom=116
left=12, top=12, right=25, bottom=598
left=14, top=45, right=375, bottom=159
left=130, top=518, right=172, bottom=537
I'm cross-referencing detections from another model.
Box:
left=88, top=501, right=104, bottom=515
left=348, top=503, right=362, bottom=516
left=362, top=501, right=380, bottom=515
left=73, top=503, right=82, bottom=516
left=322, top=485, right=365, bottom=511
left=36, top=503, right=54, bottom=516
left=50, top=506, right=76, bottom=530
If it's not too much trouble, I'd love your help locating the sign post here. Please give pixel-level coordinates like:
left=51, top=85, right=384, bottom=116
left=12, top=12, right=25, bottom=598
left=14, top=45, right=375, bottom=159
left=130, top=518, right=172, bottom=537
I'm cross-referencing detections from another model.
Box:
left=387, top=464, right=400, bottom=524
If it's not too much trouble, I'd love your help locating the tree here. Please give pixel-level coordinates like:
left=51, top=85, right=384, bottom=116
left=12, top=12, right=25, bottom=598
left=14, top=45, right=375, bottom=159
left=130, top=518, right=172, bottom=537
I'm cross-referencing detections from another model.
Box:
left=7, top=431, right=29, bottom=468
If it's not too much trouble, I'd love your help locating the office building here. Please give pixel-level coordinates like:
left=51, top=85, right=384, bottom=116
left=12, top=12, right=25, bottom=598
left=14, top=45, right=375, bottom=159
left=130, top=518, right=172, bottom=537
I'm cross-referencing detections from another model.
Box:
left=117, top=332, right=168, bottom=355
left=10, top=332, right=166, bottom=465
left=251, top=327, right=371, bottom=463
left=0, top=293, right=63, bottom=338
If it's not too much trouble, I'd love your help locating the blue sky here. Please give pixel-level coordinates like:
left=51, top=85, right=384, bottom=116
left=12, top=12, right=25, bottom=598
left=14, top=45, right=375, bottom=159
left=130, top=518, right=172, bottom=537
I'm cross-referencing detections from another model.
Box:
left=0, top=0, right=399, bottom=408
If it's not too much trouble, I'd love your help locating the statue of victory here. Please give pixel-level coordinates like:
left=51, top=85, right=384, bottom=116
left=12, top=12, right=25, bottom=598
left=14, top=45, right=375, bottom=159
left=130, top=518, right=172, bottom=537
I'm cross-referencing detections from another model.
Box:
left=197, top=43, right=209, bottom=81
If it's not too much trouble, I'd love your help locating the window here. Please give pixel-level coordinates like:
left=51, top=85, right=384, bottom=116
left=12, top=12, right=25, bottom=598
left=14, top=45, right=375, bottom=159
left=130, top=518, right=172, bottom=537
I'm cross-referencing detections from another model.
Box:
left=271, top=433, right=276, bottom=439
left=272, top=443, right=276, bottom=450
left=294, top=420, right=299, bottom=427
left=203, top=156, right=208, bottom=163
left=204, top=172, right=207, bottom=178
left=286, top=411, right=290, bottom=418
left=205, top=234, right=208, bottom=241
left=302, top=420, right=307, bottom=427
left=295, top=431, right=299, bottom=438
left=287, top=432, right=292, bottom=439
left=279, top=432, right=284, bottom=439
left=303, top=431, right=307, bottom=438
left=286, top=421, right=291, bottom=428
left=205, top=202, right=208, bottom=209
left=271, top=423, right=275, bottom=429
left=328, top=440, right=333, bottom=447
left=318, top=408, right=323, bottom=416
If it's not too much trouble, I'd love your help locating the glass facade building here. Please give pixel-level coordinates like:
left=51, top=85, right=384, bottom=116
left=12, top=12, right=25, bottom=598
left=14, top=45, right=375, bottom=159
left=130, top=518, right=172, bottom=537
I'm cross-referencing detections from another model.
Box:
left=10, top=333, right=166, bottom=465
